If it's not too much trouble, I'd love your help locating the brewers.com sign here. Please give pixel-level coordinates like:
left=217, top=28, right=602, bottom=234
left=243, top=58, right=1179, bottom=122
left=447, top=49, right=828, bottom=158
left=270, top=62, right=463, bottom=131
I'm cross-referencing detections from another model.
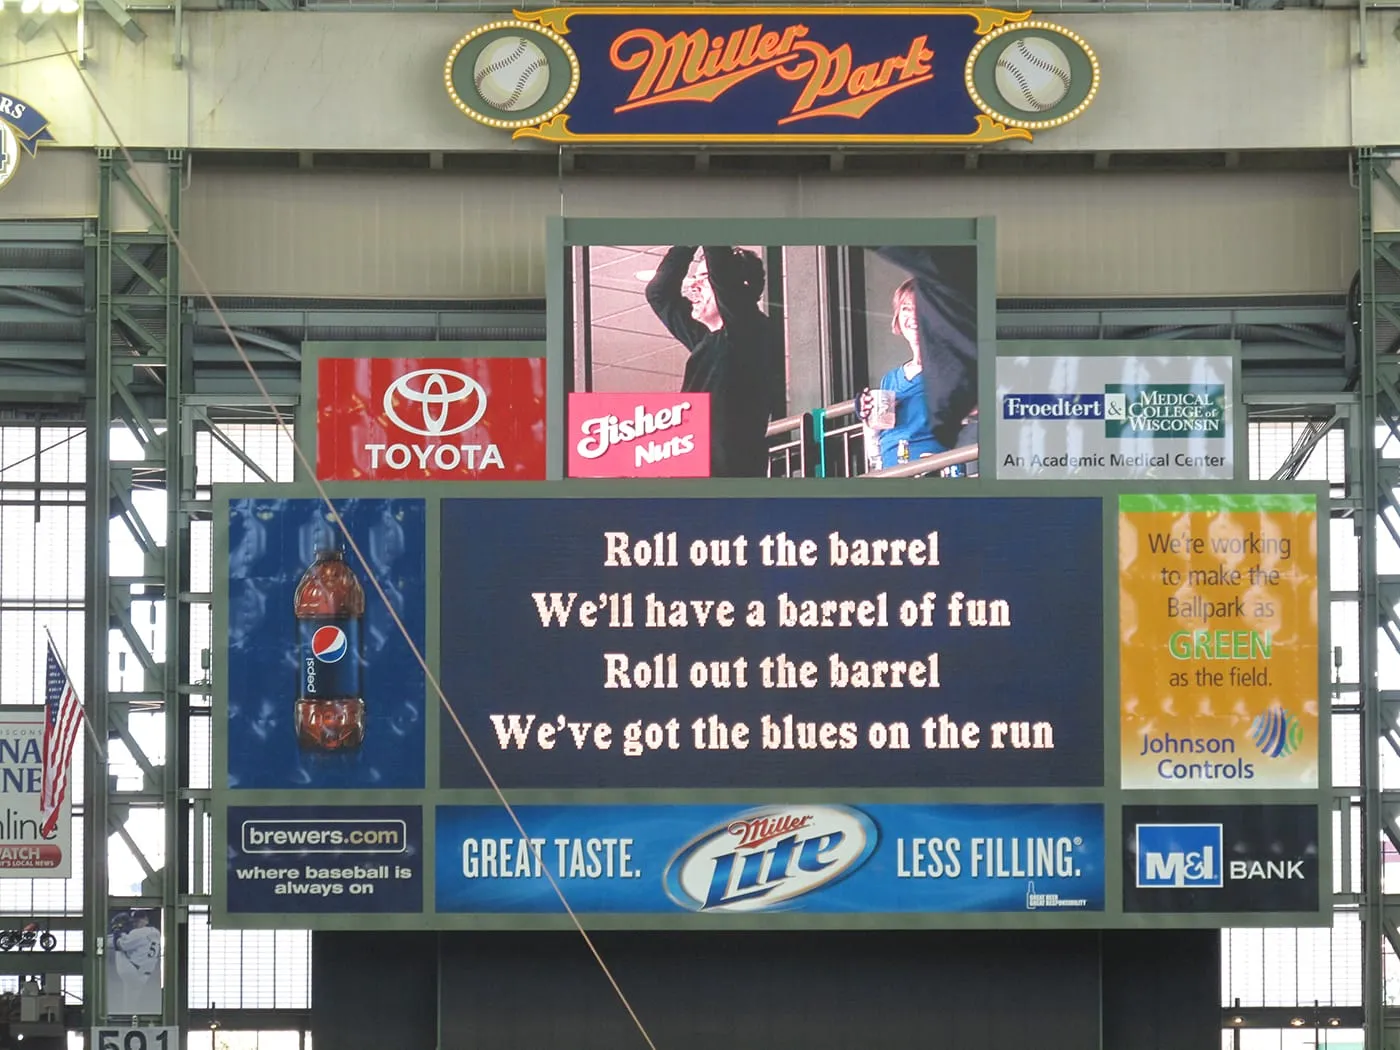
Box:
left=444, top=8, right=1100, bottom=145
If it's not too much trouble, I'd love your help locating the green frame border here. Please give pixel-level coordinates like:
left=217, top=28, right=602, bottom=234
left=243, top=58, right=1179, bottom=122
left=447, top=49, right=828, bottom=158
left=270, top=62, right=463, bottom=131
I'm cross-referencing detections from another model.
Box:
left=210, top=478, right=1331, bottom=931
left=988, top=340, right=1247, bottom=482
left=544, top=215, right=998, bottom=481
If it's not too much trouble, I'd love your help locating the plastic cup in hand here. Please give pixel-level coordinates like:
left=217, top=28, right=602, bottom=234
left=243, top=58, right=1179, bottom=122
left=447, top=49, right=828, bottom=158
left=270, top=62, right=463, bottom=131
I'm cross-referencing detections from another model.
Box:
left=868, top=389, right=897, bottom=431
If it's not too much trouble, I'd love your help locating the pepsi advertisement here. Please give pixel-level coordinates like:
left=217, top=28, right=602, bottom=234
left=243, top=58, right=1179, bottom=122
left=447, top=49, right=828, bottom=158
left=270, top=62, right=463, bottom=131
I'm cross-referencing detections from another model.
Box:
left=435, top=803, right=1104, bottom=916
left=439, top=496, right=1104, bottom=789
left=225, top=805, right=423, bottom=914
left=226, top=497, right=426, bottom=790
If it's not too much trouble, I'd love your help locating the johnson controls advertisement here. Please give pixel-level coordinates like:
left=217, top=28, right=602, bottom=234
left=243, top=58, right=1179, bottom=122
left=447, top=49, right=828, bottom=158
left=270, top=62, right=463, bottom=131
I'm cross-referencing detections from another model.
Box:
left=213, top=482, right=1328, bottom=930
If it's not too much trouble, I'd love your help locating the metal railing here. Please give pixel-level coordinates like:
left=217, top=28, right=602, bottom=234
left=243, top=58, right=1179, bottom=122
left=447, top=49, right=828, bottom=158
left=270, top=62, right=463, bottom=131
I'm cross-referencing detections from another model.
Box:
left=766, top=399, right=976, bottom=479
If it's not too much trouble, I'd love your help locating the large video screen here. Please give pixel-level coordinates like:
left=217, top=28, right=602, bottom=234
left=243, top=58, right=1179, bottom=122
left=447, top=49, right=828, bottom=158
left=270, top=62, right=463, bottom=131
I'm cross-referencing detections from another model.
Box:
left=554, top=219, right=991, bottom=481
left=212, top=485, right=1330, bottom=931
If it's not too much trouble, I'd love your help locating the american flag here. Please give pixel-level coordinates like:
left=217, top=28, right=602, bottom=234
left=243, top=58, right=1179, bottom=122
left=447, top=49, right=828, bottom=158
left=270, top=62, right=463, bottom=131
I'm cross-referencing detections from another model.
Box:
left=40, top=638, right=83, bottom=837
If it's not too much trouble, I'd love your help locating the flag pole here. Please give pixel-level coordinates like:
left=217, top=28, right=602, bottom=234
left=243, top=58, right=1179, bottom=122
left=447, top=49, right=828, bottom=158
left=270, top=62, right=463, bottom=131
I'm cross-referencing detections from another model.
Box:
left=43, top=625, right=107, bottom=762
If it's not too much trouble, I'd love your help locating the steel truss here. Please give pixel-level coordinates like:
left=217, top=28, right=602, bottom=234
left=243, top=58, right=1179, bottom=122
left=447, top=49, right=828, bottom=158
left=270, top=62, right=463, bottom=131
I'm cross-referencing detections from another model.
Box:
left=87, top=147, right=190, bottom=1029
left=1359, top=148, right=1400, bottom=1050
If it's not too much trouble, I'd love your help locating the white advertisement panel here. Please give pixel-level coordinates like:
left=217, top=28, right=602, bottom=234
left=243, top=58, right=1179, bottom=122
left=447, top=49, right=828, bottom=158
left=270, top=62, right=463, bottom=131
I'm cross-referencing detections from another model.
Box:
left=0, top=707, right=71, bottom=878
left=994, top=353, right=1237, bottom=481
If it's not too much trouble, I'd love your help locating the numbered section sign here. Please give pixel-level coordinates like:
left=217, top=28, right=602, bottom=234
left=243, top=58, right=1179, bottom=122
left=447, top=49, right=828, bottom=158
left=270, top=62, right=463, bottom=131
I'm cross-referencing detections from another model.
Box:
left=91, top=1028, right=179, bottom=1050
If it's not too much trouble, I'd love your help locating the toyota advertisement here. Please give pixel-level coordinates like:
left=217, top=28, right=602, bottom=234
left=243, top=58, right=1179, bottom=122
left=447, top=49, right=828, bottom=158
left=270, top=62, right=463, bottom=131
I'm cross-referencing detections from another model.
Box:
left=436, top=803, right=1105, bottom=916
left=315, top=355, right=546, bottom=481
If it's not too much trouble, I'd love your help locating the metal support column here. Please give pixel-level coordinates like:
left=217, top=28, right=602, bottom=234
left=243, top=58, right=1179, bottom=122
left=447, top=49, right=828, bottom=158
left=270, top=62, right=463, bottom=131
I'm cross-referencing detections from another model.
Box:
left=1360, top=147, right=1400, bottom=1050
left=86, top=147, right=188, bottom=1030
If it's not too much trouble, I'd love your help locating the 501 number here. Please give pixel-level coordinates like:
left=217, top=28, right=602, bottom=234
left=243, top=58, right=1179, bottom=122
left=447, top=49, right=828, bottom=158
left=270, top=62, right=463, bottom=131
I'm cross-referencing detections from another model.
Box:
left=92, top=1028, right=178, bottom=1050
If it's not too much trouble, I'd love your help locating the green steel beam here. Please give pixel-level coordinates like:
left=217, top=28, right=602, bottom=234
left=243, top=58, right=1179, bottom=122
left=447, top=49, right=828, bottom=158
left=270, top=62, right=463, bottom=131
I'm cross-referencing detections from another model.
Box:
left=91, top=0, right=147, bottom=43
left=85, top=153, right=114, bottom=1029
left=1360, top=148, right=1400, bottom=1050
left=0, top=270, right=86, bottom=288
left=89, top=149, right=186, bottom=1031
left=191, top=308, right=545, bottom=330
left=0, top=304, right=87, bottom=323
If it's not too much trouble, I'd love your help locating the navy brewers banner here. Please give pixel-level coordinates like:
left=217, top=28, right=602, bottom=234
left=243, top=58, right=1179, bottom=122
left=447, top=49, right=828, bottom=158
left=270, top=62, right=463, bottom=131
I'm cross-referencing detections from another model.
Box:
left=226, top=805, right=424, bottom=914
left=438, top=495, right=1104, bottom=789
left=436, top=803, right=1104, bottom=914
left=444, top=9, right=1100, bottom=145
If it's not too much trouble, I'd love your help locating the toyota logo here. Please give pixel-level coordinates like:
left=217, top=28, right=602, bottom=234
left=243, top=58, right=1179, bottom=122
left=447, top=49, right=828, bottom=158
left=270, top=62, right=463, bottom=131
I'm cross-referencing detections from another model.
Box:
left=383, top=369, right=488, bottom=437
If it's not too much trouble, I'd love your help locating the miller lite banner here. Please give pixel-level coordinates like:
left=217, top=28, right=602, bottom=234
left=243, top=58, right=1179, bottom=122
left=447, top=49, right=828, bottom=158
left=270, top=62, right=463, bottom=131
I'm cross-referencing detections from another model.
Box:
left=568, top=392, right=711, bottom=477
left=0, top=708, right=72, bottom=878
left=435, top=803, right=1105, bottom=916
left=445, top=10, right=1099, bottom=145
left=315, top=357, right=546, bottom=481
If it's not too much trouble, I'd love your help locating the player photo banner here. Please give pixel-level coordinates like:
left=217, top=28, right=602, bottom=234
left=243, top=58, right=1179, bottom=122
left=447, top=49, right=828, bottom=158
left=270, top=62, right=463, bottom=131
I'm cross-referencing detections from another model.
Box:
left=995, top=352, right=1239, bottom=481
left=1118, top=494, right=1321, bottom=790
left=107, top=907, right=162, bottom=1016
left=561, top=236, right=988, bottom=481
left=444, top=10, right=1099, bottom=145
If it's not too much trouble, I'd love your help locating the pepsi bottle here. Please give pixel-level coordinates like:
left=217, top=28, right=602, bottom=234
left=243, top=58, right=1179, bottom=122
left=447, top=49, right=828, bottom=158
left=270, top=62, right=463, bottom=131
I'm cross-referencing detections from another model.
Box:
left=294, top=547, right=366, bottom=751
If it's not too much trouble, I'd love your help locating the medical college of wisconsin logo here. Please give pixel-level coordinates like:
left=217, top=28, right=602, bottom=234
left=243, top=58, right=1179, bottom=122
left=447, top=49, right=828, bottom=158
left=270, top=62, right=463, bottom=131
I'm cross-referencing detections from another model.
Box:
left=315, top=357, right=547, bottom=481
left=444, top=8, right=1099, bottom=145
left=0, top=95, right=55, bottom=191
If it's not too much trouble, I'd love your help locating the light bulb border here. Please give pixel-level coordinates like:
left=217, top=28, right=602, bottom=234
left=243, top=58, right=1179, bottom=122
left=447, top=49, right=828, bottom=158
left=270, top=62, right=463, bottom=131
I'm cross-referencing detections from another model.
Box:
left=964, top=21, right=1101, bottom=132
left=444, top=20, right=581, bottom=131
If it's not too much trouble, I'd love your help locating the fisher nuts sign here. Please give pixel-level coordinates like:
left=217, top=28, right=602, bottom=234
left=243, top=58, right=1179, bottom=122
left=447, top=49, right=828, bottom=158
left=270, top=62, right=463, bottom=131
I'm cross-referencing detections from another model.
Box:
left=567, top=392, right=711, bottom=478
left=316, top=357, right=546, bottom=481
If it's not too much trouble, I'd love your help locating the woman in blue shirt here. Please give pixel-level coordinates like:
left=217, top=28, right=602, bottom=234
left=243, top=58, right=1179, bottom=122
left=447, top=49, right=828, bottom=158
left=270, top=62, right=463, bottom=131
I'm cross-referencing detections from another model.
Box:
left=859, top=275, right=943, bottom=468
left=857, top=245, right=979, bottom=471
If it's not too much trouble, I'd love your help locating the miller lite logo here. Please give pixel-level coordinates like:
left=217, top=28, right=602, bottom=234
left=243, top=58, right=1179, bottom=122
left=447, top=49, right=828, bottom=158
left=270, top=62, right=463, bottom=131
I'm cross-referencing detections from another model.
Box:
left=315, top=356, right=546, bottom=481
left=568, top=392, right=711, bottom=478
left=663, top=805, right=877, bottom=912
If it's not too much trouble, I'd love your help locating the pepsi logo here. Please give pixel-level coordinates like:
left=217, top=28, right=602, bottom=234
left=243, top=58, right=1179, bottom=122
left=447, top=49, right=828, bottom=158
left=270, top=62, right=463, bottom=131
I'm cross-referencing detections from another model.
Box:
left=663, top=805, right=878, bottom=913
left=311, top=625, right=349, bottom=664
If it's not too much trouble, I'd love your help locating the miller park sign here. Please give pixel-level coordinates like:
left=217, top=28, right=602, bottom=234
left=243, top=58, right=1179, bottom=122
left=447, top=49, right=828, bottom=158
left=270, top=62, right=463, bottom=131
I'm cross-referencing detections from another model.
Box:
left=443, top=7, right=1100, bottom=146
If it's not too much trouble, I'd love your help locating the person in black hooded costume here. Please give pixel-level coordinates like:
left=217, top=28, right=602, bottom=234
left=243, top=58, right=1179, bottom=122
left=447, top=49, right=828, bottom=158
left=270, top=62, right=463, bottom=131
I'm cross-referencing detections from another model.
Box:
left=646, top=245, right=778, bottom=478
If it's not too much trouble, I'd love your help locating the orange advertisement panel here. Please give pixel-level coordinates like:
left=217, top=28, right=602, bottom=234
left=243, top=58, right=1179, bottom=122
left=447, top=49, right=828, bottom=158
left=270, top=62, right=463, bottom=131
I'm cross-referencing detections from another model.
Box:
left=1119, top=494, right=1320, bottom=790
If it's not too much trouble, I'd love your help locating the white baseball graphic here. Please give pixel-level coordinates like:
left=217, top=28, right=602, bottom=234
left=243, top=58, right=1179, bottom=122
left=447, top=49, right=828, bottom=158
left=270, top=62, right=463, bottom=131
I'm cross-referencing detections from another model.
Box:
left=0, top=124, right=19, bottom=190
left=995, top=37, right=1072, bottom=113
left=474, top=36, right=550, bottom=113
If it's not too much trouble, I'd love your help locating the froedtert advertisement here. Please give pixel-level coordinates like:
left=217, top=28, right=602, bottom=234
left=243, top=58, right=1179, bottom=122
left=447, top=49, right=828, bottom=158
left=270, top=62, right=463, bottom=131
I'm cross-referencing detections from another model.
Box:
left=995, top=352, right=1237, bottom=481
